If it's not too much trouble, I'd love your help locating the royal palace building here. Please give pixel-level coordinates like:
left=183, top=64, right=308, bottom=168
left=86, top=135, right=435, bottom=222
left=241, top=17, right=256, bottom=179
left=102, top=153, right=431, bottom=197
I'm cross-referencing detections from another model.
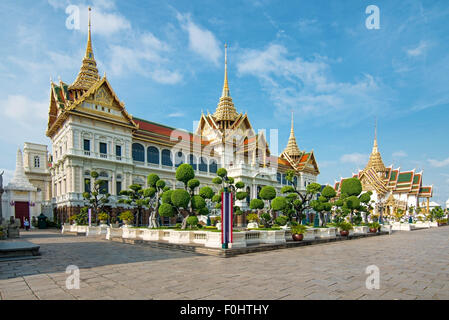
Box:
left=41, top=13, right=319, bottom=223
left=334, top=127, right=433, bottom=216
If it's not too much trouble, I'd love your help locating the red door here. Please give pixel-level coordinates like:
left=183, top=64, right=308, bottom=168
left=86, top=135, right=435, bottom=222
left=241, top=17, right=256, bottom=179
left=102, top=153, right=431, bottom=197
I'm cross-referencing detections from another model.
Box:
left=15, top=202, right=30, bottom=228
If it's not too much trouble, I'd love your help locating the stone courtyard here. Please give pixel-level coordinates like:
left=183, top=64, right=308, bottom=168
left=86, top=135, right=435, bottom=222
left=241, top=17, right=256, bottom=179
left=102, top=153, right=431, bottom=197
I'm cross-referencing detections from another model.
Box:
left=1, top=227, right=448, bottom=300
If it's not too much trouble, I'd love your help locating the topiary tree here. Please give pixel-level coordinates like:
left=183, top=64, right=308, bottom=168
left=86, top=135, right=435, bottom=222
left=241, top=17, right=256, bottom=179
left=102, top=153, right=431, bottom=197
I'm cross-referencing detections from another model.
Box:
left=82, top=171, right=111, bottom=223
left=176, top=164, right=195, bottom=190
left=146, top=174, right=168, bottom=228
left=334, top=178, right=371, bottom=224
left=211, top=167, right=247, bottom=217
left=281, top=170, right=322, bottom=224
left=118, top=184, right=154, bottom=227
left=310, top=186, right=336, bottom=227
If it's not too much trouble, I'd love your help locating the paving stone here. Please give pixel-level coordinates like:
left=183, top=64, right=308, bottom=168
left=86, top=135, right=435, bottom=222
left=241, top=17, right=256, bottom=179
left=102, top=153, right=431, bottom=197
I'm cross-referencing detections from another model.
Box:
left=1, top=228, right=448, bottom=300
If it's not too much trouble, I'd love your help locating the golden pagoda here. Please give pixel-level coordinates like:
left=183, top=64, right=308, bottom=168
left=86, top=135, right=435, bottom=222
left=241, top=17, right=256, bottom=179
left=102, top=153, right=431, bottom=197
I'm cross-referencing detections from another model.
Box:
left=283, top=111, right=301, bottom=159
left=70, top=7, right=100, bottom=93
left=213, top=44, right=239, bottom=129
left=364, top=122, right=387, bottom=175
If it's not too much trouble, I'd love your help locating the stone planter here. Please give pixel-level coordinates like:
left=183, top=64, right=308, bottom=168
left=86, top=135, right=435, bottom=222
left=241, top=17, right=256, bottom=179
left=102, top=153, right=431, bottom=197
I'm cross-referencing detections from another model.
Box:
left=353, top=226, right=368, bottom=234
left=414, top=221, right=430, bottom=229
left=316, top=227, right=337, bottom=239
left=122, top=228, right=138, bottom=239
left=169, top=230, right=193, bottom=244
left=205, top=231, right=222, bottom=248
left=247, top=222, right=258, bottom=229
left=429, top=221, right=438, bottom=228
left=380, top=224, right=392, bottom=234
left=260, top=230, right=286, bottom=244
left=141, top=229, right=162, bottom=241
left=304, top=228, right=317, bottom=240
left=106, top=227, right=122, bottom=240
left=161, top=229, right=172, bottom=241
left=229, top=232, right=246, bottom=248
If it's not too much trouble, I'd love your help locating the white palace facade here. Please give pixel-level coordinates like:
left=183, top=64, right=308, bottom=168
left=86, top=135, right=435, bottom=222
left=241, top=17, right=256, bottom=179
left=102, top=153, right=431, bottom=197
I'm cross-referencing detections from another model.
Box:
left=40, top=14, right=320, bottom=223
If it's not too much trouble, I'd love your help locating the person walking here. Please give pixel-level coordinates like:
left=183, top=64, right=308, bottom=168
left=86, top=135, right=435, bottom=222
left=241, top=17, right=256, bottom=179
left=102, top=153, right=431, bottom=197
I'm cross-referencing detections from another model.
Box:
left=24, top=218, right=30, bottom=231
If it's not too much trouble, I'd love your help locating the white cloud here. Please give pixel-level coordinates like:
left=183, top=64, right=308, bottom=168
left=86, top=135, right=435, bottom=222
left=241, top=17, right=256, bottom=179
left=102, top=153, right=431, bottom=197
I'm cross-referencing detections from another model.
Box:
left=237, top=44, right=387, bottom=124
left=48, top=1, right=131, bottom=36
left=340, top=153, right=369, bottom=166
left=407, top=41, right=429, bottom=57
left=392, top=151, right=407, bottom=158
left=177, top=12, right=221, bottom=65
left=108, top=32, right=182, bottom=84
left=0, top=95, right=49, bottom=147
left=428, top=157, right=449, bottom=168
left=167, top=112, right=185, bottom=118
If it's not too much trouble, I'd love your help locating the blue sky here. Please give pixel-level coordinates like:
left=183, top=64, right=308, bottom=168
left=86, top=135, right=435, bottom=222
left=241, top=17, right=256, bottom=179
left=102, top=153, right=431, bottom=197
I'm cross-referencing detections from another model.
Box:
left=0, top=0, right=448, bottom=205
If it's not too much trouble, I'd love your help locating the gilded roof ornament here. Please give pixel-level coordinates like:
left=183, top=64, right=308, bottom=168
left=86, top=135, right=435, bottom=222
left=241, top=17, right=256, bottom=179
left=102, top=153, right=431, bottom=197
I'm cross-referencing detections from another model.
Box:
left=364, top=120, right=387, bottom=173
left=213, top=43, right=239, bottom=123
left=70, top=7, right=100, bottom=91
left=283, top=111, right=301, bottom=157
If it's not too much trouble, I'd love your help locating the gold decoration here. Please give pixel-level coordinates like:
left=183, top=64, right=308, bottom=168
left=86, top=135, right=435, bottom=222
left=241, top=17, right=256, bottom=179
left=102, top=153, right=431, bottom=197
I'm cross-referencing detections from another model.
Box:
left=283, top=111, right=301, bottom=158
left=213, top=44, right=239, bottom=125
left=70, top=7, right=100, bottom=91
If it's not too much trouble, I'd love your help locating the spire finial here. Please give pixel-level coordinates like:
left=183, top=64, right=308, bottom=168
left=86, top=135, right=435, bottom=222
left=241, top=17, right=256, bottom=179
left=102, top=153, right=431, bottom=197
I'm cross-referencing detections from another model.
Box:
left=86, top=7, right=93, bottom=59
left=70, top=6, right=100, bottom=90
left=291, top=110, right=294, bottom=134
left=222, top=43, right=230, bottom=97
left=373, top=117, right=378, bottom=151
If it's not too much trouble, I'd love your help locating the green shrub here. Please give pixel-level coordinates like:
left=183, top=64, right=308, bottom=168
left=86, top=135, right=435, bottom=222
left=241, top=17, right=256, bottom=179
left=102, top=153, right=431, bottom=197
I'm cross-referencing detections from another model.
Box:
left=98, top=212, right=109, bottom=221
left=176, top=164, right=195, bottom=186
left=159, top=203, right=174, bottom=217
left=368, top=222, right=380, bottom=229
left=247, top=213, right=259, bottom=222
left=119, top=211, right=134, bottom=222
left=171, top=189, right=191, bottom=208
left=275, top=215, right=288, bottom=226
left=291, top=224, right=307, bottom=235
left=175, top=223, right=182, bottom=228
left=199, top=186, right=214, bottom=199
left=337, top=221, right=353, bottom=231
left=249, top=198, right=264, bottom=210
left=259, top=186, right=276, bottom=201
left=197, top=224, right=203, bottom=229
left=186, top=216, right=199, bottom=227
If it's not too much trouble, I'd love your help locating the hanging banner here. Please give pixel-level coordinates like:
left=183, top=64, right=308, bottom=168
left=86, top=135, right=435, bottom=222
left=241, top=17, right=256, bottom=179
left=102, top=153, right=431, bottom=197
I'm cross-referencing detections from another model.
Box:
left=221, top=192, right=233, bottom=248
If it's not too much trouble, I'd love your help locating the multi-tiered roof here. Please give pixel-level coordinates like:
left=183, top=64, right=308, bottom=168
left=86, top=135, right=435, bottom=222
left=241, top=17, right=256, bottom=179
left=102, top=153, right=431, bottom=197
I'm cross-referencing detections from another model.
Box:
left=334, top=128, right=433, bottom=198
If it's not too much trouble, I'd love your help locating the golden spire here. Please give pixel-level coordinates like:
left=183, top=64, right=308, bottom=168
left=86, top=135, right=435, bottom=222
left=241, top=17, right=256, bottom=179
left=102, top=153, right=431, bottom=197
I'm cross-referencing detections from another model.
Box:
left=213, top=43, right=238, bottom=125
left=283, top=111, right=301, bottom=157
left=70, top=7, right=100, bottom=91
left=365, top=119, right=386, bottom=173
left=222, top=43, right=230, bottom=97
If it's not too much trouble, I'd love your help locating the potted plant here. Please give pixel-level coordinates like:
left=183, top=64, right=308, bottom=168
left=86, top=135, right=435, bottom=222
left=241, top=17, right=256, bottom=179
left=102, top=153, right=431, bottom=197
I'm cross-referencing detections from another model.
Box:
left=119, top=211, right=134, bottom=226
left=246, top=213, right=259, bottom=229
left=291, top=224, right=307, bottom=241
left=368, top=222, right=380, bottom=233
left=337, top=221, right=353, bottom=236
left=98, top=212, right=109, bottom=225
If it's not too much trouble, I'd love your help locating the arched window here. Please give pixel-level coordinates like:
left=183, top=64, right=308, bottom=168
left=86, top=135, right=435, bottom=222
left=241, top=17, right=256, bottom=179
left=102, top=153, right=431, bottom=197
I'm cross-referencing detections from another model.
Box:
left=293, top=176, right=298, bottom=187
left=282, top=174, right=287, bottom=185
left=276, top=173, right=281, bottom=183
left=147, top=146, right=159, bottom=164
left=174, top=151, right=185, bottom=168
left=161, top=149, right=173, bottom=166
left=188, top=154, right=197, bottom=170
left=199, top=157, right=208, bottom=172
left=132, top=143, right=144, bottom=162
left=209, top=159, right=218, bottom=174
